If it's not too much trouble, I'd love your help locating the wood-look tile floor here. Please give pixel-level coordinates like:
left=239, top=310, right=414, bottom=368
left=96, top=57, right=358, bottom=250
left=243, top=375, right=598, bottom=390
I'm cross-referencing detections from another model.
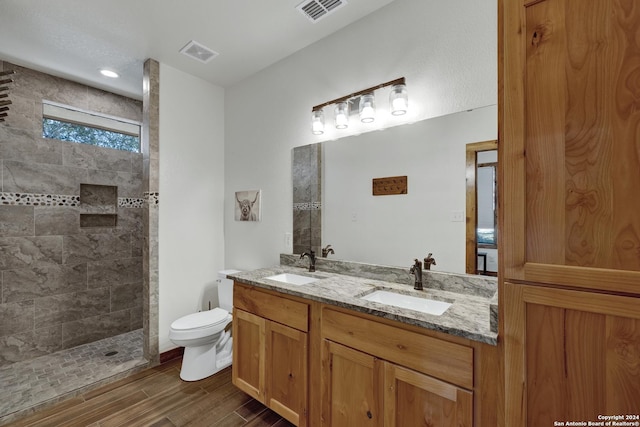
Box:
left=4, top=358, right=294, bottom=427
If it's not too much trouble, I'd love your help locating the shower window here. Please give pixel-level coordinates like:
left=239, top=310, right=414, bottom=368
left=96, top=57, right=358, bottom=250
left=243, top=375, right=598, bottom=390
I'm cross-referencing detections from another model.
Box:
left=42, top=101, right=141, bottom=152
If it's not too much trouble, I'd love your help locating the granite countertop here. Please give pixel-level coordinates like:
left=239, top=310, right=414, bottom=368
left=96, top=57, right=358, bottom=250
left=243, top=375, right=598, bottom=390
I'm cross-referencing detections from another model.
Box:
left=228, top=265, right=498, bottom=346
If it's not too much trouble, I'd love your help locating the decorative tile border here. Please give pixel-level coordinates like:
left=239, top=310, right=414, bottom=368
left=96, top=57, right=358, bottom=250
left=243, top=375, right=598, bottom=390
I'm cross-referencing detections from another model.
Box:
left=118, top=198, right=145, bottom=208
left=0, top=192, right=79, bottom=206
left=293, top=201, right=321, bottom=211
left=144, top=192, right=159, bottom=205
left=0, top=192, right=151, bottom=208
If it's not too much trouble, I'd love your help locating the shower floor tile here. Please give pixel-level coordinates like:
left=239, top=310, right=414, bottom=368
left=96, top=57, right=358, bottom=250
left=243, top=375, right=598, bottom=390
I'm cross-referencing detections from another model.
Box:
left=0, top=329, right=147, bottom=424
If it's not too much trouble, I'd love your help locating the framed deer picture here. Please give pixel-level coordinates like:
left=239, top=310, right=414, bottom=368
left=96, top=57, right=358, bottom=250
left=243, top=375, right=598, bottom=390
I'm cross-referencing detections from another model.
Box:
left=234, top=190, right=261, bottom=221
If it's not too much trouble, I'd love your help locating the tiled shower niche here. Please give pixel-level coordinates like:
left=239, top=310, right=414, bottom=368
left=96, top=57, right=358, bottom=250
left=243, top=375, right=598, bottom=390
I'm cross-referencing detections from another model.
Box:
left=79, top=183, right=118, bottom=227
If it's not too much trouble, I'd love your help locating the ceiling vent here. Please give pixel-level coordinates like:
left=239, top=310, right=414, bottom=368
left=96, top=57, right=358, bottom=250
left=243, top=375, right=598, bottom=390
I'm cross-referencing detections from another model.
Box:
left=296, top=0, right=347, bottom=23
left=179, top=40, right=219, bottom=64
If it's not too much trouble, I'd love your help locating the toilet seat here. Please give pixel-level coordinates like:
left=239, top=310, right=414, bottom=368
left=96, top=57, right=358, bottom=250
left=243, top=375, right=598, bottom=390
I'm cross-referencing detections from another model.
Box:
left=169, top=308, right=231, bottom=341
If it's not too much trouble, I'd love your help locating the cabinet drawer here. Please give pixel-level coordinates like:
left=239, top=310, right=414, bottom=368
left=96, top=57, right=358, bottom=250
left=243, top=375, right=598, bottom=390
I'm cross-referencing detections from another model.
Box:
left=234, top=282, right=309, bottom=332
left=322, top=307, right=473, bottom=389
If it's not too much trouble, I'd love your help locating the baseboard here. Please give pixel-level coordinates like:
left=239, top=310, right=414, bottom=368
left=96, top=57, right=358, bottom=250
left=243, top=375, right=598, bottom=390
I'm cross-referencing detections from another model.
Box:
left=160, top=347, right=184, bottom=364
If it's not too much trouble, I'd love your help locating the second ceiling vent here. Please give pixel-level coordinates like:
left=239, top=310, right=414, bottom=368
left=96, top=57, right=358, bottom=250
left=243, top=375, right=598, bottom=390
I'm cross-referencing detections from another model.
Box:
left=179, top=40, right=219, bottom=64
left=297, top=0, right=347, bottom=23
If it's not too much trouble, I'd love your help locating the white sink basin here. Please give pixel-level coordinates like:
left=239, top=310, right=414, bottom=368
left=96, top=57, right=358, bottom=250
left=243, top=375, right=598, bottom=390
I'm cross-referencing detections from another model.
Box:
left=265, top=273, right=319, bottom=286
left=360, top=290, right=452, bottom=316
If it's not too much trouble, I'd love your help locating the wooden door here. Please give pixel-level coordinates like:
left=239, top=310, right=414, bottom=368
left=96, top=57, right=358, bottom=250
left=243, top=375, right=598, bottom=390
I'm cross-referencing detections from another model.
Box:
left=504, top=282, right=640, bottom=425
left=232, top=309, right=265, bottom=401
left=321, top=340, right=382, bottom=427
left=502, top=0, right=640, bottom=293
left=383, top=362, right=473, bottom=427
left=266, top=321, right=308, bottom=426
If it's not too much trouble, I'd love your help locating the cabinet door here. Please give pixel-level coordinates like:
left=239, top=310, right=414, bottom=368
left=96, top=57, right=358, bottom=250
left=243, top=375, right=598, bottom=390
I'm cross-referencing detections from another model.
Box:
left=321, top=340, right=382, bottom=427
left=232, top=309, right=265, bottom=401
left=503, top=0, right=640, bottom=293
left=383, top=362, right=472, bottom=427
left=505, top=283, right=640, bottom=426
left=266, top=321, right=308, bottom=426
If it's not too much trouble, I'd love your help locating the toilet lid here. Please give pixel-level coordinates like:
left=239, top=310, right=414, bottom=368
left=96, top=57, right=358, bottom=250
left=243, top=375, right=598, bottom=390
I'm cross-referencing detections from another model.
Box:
left=171, top=308, right=229, bottom=331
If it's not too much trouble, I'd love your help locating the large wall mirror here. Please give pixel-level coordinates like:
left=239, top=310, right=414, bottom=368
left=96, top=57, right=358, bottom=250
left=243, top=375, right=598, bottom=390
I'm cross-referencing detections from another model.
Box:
left=293, top=105, right=498, bottom=275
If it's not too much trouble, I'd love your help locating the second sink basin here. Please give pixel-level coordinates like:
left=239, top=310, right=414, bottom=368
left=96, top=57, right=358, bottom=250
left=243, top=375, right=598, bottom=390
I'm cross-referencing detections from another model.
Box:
left=360, top=290, right=452, bottom=316
left=264, top=273, right=320, bottom=286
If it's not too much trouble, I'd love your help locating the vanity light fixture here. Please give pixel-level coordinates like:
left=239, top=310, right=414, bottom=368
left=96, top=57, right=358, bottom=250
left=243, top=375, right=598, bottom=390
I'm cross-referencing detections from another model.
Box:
left=310, top=77, right=407, bottom=134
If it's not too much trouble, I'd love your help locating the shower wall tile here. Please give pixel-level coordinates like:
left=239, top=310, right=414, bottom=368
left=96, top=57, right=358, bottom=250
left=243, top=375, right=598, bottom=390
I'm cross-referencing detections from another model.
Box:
left=34, top=288, right=110, bottom=328
left=116, top=207, right=142, bottom=234
left=111, top=282, right=142, bottom=312
left=62, top=143, right=133, bottom=173
left=0, top=300, right=34, bottom=336
left=1, top=93, right=38, bottom=132
left=0, top=236, right=63, bottom=270
left=0, top=127, right=62, bottom=166
left=87, top=257, right=142, bottom=288
left=61, top=309, right=130, bottom=349
left=87, top=86, right=143, bottom=122
left=86, top=169, right=141, bottom=198
left=131, top=230, right=143, bottom=257
left=0, top=206, right=34, bottom=237
left=8, top=62, right=89, bottom=108
left=0, top=325, right=62, bottom=367
left=3, top=161, right=87, bottom=194
left=130, top=306, right=143, bottom=330
left=2, top=263, right=87, bottom=303
left=63, top=232, right=130, bottom=264
left=34, top=206, right=80, bottom=236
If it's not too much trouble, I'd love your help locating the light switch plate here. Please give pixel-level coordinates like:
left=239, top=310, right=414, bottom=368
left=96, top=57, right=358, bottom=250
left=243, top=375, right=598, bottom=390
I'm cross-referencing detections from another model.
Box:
left=450, top=211, right=464, bottom=222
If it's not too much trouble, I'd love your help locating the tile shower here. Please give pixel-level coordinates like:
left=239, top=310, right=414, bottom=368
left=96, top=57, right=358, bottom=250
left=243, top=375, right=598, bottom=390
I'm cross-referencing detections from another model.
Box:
left=0, top=60, right=150, bottom=420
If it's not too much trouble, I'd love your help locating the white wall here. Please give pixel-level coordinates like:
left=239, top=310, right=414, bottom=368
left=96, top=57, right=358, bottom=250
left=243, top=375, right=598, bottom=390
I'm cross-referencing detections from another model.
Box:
left=324, top=106, right=496, bottom=272
left=158, top=63, right=225, bottom=352
left=225, top=0, right=497, bottom=271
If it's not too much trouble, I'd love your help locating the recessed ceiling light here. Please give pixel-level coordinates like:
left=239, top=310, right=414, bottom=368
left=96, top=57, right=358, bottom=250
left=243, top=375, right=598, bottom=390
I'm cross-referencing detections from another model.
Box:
left=99, top=69, right=119, bottom=78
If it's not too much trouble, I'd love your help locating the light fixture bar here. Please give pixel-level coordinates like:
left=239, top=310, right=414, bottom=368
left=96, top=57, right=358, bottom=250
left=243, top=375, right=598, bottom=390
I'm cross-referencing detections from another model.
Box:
left=311, top=77, right=405, bottom=112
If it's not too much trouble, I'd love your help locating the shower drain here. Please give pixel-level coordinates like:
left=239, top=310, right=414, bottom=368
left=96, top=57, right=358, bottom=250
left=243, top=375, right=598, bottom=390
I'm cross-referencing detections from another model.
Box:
left=104, top=351, right=119, bottom=357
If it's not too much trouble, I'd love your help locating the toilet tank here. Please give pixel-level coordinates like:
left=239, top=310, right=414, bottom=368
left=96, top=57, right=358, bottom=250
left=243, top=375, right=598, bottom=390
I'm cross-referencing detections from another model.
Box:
left=218, top=270, right=240, bottom=312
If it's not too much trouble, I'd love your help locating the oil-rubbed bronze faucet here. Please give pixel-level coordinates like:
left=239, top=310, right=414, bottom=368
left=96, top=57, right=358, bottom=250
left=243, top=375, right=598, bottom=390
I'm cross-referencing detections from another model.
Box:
left=424, top=253, right=437, bottom=270
left=300, top=250, right=316, bottom=272
left=409, top=258, right=423, bottom=290
left=321, top=245, right=335, bottom=258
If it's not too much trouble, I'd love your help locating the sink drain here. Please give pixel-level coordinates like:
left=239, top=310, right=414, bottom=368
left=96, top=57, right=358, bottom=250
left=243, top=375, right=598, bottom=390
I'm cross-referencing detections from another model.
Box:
left=104, top=351, right=118, bottom=357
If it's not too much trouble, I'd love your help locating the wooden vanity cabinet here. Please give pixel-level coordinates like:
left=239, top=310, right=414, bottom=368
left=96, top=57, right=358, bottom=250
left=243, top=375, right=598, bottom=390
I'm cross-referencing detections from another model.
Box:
left=232, top=283, right=309, bottom=426
left=321, top=307, right=477, bottom=427
left=233, top=282, right=500, bottom=426
left=322, top=339, right=473, bottom=427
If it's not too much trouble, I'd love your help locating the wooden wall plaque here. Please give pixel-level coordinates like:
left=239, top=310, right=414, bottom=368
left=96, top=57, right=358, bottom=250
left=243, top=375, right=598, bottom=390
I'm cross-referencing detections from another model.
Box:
left=372, top=175, right=408, bottom=196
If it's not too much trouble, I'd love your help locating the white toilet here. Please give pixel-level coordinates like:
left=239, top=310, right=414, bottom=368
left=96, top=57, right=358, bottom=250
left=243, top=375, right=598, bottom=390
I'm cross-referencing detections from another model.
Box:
left=169, top=269, right=240, bottom=381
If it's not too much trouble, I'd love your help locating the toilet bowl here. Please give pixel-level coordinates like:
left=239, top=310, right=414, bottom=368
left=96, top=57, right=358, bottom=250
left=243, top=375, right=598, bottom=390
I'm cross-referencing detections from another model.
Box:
left=169, top=269, right=240, bottom=381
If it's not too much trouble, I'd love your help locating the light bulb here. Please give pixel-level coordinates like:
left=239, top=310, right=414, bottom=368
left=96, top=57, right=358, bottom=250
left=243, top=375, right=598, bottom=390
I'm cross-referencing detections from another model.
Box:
left=334, top=102, right=349, bottom=129
left=359, top=94, right=375, bottom=123
left=311, top=110, right=324, bottom=135
left=390, top=84, right=408, bottom=115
